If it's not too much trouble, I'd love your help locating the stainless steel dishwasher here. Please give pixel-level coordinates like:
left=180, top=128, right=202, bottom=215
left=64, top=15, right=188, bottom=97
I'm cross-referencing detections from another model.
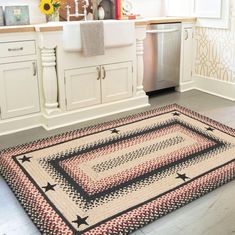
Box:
left=143, top=23, right=182, bottom=93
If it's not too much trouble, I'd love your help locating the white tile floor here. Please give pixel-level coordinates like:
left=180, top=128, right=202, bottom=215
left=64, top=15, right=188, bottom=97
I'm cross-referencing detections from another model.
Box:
left=1, top=90, right=235, bottom=235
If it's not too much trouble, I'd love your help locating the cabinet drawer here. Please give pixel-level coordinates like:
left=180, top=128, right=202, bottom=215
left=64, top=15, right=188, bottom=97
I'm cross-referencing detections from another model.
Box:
left=0, top=40, right=36, bottom=58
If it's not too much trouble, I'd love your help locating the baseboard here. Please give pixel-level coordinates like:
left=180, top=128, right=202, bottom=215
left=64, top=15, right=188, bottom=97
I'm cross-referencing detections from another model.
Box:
left=0, top=96, right=149, bottom=136
left=177, top=75, right=235, bottom=101
left=0, top=113, right=41, bottom=136
left=176, top=80, right=196, bottom=92
left=194, top=75, right=235, bottom=101
left=41, top=95, right=150, bottom=130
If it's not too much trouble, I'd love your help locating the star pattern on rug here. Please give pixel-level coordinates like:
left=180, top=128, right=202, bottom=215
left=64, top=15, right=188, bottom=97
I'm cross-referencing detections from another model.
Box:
left=19, top=155, right=32, bottom=163
left=72, top=215, right=89, bottom=228
left=111, top=128, right=120, bottom=134
left=172, top=112, right=180, bottom=116
left=206, top=127, right=215, bottom=132
left=42, top=182, right=57, bottom=192
left=176, top=173, right=190, bottom=182
left=2, top=104, right=235, bottom=235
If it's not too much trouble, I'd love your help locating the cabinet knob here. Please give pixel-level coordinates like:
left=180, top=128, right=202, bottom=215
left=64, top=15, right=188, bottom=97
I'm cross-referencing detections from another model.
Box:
left=97, top=66, right=101, bottom=80
left=8, top=47, right=23, bottom=52
left=184, top=30, right=189, bottom=40
left=102, top=66, right=106, bottom=79
left=32, top=62, right=37, bottom=76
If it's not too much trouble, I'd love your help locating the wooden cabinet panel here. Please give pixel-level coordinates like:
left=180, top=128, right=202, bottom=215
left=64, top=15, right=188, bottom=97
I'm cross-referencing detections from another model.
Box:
left=0, top=61, right=40, bottom=119
left=101, top=62, right=133, bottom=103
left=65, top=66, right=101, bottom=110
left=65, top=62, right=133, bottom=111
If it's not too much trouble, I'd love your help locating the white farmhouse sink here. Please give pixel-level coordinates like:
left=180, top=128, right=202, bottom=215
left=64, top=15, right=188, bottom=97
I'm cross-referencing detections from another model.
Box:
left=62, top=20, right=135, bottom=52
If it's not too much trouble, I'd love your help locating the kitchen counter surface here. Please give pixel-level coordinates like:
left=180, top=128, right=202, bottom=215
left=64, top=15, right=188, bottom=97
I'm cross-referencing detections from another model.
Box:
left=0, top=25, right=36, bottom=34
left=0, top=17, right=196, bottom=34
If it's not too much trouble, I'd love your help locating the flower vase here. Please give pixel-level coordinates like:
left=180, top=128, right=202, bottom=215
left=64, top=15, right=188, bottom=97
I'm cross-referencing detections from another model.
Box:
left=48, top=8, right=60, bottom=22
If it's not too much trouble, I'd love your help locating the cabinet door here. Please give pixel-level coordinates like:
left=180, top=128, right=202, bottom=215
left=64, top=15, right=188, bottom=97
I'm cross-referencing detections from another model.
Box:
left=181, top=28, right=193, bottom=83
left=0, top=61, right=40, bottom=119
left=101, top=62, right=133, bottom=103
left=65, top=66, right=101, bottom=110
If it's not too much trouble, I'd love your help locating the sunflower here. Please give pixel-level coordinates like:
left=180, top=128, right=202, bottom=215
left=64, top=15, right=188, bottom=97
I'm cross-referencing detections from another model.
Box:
left=39, top=0, right=54, bottom=15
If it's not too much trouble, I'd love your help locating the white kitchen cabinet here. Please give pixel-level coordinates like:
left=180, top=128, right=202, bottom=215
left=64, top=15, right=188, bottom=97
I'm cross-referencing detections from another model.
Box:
left=101, top=62, right=133, bottom=103
left=180, top=25, right=194, bottom=83
left=65, top=61, right=133, bottom=111
left=65, top=66, right=102, bottom=110
left=0, top=61, right=40, bottom=119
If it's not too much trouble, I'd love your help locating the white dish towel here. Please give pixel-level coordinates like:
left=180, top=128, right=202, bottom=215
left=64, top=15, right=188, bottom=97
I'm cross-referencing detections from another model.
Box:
left=80, top=21, right=105, bottom=57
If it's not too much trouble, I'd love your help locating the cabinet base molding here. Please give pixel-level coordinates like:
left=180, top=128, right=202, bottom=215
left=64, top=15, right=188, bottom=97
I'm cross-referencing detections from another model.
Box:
left=0, top=95, right=149, bottom=136
left=41, top=95, right=149, bottom=130
left=0, top=114, right=41, bottom=136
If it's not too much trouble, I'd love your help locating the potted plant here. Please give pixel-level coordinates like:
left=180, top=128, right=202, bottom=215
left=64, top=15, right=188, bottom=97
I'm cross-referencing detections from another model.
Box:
left=39, top=0, right=63, bottom=22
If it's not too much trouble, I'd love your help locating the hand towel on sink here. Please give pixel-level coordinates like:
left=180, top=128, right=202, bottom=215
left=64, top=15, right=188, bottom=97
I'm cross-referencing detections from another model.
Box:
left=80, top=21, right=105, bottom=57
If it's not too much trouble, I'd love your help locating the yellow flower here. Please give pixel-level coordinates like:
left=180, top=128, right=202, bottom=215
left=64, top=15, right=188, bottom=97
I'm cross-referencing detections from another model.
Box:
left=39, top=0, right=54, bottom=15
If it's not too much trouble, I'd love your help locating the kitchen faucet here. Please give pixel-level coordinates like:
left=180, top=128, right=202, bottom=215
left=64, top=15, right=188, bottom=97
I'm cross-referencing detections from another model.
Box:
left=66, top=0, right=89, bottom=21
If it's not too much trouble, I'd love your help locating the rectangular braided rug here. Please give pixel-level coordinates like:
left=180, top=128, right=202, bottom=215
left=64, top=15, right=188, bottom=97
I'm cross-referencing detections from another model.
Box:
left=0, top=104, right=235, bottom=235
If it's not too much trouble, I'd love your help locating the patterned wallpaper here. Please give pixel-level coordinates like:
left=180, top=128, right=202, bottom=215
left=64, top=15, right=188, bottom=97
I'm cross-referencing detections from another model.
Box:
left=194, top=0, right=235, bottom=83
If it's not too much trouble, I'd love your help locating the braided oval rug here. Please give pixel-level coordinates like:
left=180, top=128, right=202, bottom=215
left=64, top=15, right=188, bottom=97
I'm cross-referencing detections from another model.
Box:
left=1, top=104, right=235, bottom=235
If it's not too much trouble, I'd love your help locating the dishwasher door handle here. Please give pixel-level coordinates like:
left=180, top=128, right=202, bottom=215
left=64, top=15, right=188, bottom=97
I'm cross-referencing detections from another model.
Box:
left=146, top=28, right=179, bottom=34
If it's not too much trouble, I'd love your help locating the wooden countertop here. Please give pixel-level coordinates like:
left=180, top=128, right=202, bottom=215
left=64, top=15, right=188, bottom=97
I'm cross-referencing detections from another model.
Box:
left=0, top=17, right=196, bottom=33
left=0, top=25, right=35, bottom=33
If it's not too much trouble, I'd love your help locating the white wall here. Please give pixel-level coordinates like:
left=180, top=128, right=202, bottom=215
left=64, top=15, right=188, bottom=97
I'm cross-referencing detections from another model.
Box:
left=130, top=0, right=165, bottom=17
left=166, top=0, right=194, bottom=16
left=0, top=0, right=46, bottom=24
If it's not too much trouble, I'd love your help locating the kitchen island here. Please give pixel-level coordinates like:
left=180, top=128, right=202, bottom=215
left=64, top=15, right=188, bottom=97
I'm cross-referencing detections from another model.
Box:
left=0, top=17, right=196, bottom=135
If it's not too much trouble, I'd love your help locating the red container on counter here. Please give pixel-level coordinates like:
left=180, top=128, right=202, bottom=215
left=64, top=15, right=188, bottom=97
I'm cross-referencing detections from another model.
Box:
left=115, top=0, right=123, bottom=20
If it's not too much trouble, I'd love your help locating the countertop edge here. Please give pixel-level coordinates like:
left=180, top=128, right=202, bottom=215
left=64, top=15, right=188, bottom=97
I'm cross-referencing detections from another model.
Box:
left=0, top=26, right=35, bottom=34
